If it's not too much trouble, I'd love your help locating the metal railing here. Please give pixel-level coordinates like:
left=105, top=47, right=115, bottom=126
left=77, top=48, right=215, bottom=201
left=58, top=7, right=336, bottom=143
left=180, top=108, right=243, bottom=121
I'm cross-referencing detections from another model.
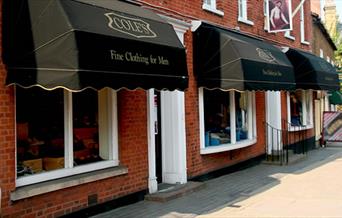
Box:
left=265, top=122, right=288, bottom=165
left=265, top=120, right=308, bottom=165
left=282, top=120, right=308, bottom=156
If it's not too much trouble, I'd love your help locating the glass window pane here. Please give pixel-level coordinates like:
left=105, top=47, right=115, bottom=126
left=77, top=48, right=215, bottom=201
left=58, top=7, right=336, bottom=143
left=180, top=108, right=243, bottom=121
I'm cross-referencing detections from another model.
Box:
left=239, top=0, right=243, bottom=17
left=73, top=89, right=101, bottom=166
left=235, top=92, right=249, bottom=141
left=16, top=87, right=64, bottom=178
left=289, top=91, right=302, bottom=126
left=204, top=89, right=231, bottom=147
left=204, top=0, right=211, bottom=6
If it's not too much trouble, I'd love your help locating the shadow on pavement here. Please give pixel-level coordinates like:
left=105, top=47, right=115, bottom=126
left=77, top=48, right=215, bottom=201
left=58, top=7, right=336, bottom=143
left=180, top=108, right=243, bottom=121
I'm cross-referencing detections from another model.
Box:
left=92, top=146, right=342, bottom=218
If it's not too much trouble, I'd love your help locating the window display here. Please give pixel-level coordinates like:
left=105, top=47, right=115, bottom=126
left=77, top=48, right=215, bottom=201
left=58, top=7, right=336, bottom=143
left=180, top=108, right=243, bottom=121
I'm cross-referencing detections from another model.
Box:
left=202, top=89, right=255, bottom=148
left=73, top=90, right=101, bottom=166
left=16, top=87, right=117, bottom=185
left=16, top=87, right=64, bottom=177
left=289, top=90, right=313, bottom=127
left=204, top=89, right=231, bottom=146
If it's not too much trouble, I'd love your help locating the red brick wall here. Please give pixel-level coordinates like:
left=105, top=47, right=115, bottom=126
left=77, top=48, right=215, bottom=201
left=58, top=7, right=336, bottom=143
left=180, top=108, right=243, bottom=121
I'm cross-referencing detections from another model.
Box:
left=312, top=23, right=335, bottom=61
left=142, top=0, right=312, bottom=50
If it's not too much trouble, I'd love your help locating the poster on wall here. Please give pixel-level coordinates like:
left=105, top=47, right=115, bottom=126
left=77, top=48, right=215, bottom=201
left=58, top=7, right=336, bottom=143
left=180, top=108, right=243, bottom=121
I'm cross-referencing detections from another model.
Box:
left=322, top=111, right=342, bottom=143
left=266, top=0, right=293, bottom=33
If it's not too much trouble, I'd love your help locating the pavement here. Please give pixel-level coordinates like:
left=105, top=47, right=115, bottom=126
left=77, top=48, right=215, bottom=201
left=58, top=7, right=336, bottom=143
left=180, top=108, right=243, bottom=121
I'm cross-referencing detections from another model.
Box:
left=93, top=144, right=342, bottom=218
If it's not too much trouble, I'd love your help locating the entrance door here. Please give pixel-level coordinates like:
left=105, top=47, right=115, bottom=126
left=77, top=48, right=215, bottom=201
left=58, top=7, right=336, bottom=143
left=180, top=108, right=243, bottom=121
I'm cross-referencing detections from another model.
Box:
left=154, top=91, right=162, bottom=183
left=147, top=89, right=187, bottom=193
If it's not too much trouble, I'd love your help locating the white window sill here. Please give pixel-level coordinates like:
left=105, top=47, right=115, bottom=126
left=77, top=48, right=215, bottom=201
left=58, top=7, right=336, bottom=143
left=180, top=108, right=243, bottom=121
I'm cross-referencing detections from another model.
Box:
left=285, top=34, right=295, bottom=41
left=201, top=139, right=256, bottom=155
left=11, top=165, right=128, bottom=201
left=301, top=40, right=310, bottom=45
left=16, top=160, right=119, bottom=187
left=202, top=4, right=224, bottom=16
left=238, top=17, right=254, bottom=26
left=288, top=124, right=313, bottom=132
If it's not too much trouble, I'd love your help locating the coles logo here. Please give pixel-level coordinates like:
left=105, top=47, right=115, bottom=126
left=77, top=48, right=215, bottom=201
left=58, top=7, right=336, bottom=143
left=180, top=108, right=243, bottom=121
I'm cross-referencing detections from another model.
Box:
left=256, top=48, right=276, bottom=63
left=105, top=12, right=157, bottom=38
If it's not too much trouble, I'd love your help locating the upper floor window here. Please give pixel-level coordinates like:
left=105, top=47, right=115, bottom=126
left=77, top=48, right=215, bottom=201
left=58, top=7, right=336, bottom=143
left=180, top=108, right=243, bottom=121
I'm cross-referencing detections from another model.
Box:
left=16, top=87, right=119, bottom=187
left=300, top=5, right=309, bottom=44
left=327, top=56, right=331, bottom=63
left=238, top=0, right=254, bottom=25
left=199, top=88, right=257, bottom=154
left=264, top=0, right=269, bottom=30
left=202, top=0, right=224, bottom=16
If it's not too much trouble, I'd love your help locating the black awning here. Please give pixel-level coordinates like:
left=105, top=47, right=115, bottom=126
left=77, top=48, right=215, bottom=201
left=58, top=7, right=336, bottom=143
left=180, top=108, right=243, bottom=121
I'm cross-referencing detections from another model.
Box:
left=3, top=0, right=188, bottom=91
left=285, top=48, right=339, bottom=91
left=193, top=23, right=296, bottom=91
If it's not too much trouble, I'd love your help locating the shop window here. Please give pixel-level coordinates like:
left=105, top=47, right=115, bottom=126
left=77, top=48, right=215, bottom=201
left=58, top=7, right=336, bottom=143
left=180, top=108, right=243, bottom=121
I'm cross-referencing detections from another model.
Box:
left=16, top=87, right=118, bottom=187
left=199, top=88, right=256, bottom=153
left=238, top=0, right=254, bottom=25
left=202, top=0, right=224, bottom=16
left=288, top=90, right=313, bottom=129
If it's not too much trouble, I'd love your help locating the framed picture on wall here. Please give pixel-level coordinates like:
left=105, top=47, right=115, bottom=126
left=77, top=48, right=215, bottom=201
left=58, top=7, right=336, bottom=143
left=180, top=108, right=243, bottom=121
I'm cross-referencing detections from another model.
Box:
left=266, top=0, right=293, bottom=33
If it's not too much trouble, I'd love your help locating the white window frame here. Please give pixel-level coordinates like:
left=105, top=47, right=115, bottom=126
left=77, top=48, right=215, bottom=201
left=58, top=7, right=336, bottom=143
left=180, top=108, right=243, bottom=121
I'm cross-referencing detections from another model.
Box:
left=238, top=0, right=254, bottom=25
left=199, top=88, right=257, bottom=154
left=16, top=88, right=119, bottom=187
left=284, top=30, right=295, bottom=40
left=300, top=5, right=310, bottom=45
left=320, top=49, right=324, bottom=58
left=327, top=56, right=330, bottom=63
left=287, top=90, right=313, bottom=131
left=202, top=0, right=224, bottom=16
left=263, top=0, right=269, bottom=30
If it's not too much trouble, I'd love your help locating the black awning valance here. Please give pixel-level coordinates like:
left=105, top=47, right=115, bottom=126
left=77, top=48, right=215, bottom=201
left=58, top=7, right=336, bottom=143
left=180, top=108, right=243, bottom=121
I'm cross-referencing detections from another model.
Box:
left=3, top=0, right=188, bottom=91
left=285, top=48, right=339, bottom=91
left=193, top=23, right=296, bottom=91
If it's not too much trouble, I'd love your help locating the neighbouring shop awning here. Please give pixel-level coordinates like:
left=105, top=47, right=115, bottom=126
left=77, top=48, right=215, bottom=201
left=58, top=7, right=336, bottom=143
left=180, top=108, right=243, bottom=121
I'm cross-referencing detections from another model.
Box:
left=3, top=0, right=188, bottom=91
left=285, top=48, right=339, bottom=91
left=193, top=22, right=296, bottom=91
left=329, top=91, right=342, bottom=105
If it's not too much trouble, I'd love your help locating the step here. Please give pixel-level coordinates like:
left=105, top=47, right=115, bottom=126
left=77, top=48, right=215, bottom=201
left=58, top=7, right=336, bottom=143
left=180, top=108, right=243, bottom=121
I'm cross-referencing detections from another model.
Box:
left=145, top=181, right=205, bottom=202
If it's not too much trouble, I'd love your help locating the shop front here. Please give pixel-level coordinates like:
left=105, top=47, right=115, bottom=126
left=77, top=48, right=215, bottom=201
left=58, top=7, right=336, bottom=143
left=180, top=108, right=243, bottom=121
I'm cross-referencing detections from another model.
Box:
left=285, top=48, right=339, bottom=147
left=190, top=22, right=296, bottom=171
left=1, top=0, right=188, bottom=216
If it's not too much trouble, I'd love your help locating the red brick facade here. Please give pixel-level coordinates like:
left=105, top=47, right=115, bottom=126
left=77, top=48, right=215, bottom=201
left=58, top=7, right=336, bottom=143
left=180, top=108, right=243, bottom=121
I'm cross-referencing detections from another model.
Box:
left=141, top=0, right=313, bottom=177
left=0, top=0, right=315, bottom=217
